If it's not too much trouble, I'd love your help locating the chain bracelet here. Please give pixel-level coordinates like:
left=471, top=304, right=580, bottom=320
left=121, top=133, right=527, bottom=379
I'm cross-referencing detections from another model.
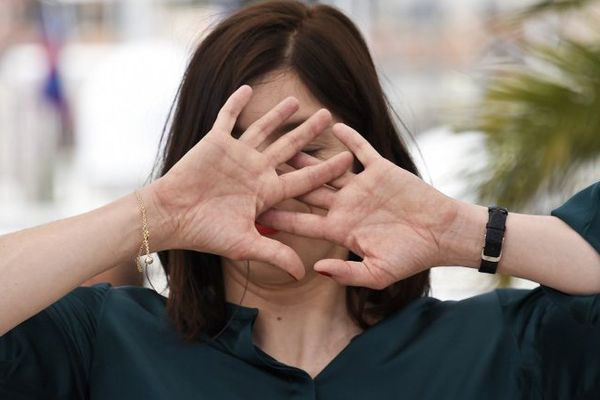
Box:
left=134, top=190, right=154, bottom=272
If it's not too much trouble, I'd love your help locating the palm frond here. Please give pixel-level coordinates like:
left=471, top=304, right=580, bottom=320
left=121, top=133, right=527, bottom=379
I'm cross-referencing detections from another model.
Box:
left=529, top=0, right=594, bottom=12
left=515, top=0, right=597, bottom=19
left=460, top=38, right=600, bottom=209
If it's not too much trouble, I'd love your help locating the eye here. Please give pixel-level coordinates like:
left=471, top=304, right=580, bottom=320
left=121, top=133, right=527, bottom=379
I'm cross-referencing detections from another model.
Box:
left=302, top=148, right=321, bottom=156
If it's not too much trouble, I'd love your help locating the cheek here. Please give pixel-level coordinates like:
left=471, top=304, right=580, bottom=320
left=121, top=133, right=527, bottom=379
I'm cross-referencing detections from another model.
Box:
left=266, top=198, right=335, bottom=260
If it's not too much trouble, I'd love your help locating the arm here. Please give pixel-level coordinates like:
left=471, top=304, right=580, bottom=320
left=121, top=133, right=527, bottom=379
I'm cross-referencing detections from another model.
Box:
left=257, top=123, right=600, bottom=294
left=0, top=86, right=352, bottom=335
left=0, top=186, right=172, bottom=336
left=442, top=202, right=600, bottom=295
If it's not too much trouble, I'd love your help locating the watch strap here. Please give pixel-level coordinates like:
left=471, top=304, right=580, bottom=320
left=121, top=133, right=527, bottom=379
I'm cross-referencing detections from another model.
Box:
left=478, top=206, right=508, bottom=274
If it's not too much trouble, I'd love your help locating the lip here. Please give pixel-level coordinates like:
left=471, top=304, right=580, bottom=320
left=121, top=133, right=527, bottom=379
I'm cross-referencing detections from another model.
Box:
left=255, top=222, right=280, bottom=235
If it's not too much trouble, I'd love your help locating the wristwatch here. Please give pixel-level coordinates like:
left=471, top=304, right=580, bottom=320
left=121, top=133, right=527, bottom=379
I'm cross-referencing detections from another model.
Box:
left=478, top=206, right=508, bottom=274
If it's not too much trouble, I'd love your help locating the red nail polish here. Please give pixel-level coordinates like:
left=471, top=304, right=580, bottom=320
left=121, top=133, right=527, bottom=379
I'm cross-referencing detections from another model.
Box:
left=317, top=271, right=333, bottom=277
left=255, top=222, right=279, bottom=235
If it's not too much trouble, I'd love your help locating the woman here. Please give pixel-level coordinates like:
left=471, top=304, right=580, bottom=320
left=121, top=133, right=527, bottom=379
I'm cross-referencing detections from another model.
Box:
left=1, top=1, right=599, bottom=399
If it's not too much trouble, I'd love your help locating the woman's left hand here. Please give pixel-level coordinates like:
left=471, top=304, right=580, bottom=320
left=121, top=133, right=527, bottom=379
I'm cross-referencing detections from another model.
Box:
left=257, top=123, right=461, bottom=289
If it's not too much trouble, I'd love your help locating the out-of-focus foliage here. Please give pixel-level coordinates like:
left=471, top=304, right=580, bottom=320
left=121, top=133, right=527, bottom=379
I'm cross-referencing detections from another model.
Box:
left=517, top=0, right=596, bottom=17
left=461, top=0, right=600, bottom=210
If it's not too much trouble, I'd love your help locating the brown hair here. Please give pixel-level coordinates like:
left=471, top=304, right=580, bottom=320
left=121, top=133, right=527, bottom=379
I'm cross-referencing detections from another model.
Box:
left=152, top=0, right=430, bottom=340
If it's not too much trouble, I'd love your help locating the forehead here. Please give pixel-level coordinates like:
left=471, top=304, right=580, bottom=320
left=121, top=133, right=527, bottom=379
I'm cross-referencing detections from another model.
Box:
left=237, top=70, right=325, bottom=129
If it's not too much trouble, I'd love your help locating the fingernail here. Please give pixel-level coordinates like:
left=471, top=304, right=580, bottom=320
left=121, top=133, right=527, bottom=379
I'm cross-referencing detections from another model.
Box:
left=317, top=271, right=333, bottom=277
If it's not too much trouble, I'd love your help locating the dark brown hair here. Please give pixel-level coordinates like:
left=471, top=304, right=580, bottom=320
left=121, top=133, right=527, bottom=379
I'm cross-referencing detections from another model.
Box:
left=153, top=0, right=430, bottom=340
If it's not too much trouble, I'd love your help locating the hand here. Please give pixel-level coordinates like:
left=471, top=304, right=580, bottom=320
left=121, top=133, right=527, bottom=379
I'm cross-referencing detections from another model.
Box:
left=257, top=123, right=460, bottom=289
left=149, top=86, right=353, bottom=279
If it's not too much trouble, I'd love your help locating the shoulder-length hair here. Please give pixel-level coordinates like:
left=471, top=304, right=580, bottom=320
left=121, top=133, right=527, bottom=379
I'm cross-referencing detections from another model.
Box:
left=153, top=0, right=430, bottom=340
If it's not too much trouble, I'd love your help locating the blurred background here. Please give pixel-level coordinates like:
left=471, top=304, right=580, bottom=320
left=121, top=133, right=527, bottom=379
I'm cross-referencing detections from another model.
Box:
left=0, top=0, right=598, bottom=299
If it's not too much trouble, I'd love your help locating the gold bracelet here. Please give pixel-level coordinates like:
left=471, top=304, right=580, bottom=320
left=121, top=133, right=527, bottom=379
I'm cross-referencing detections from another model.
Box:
left=134, top=189, right=154, bottom=273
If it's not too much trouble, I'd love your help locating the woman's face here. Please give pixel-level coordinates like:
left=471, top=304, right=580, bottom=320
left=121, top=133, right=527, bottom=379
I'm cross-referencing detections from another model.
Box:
left=221, top=69, right=351, bottom=284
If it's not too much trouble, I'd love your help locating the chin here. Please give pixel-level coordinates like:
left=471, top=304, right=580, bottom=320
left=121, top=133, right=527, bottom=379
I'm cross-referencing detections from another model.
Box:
left=225, top=233, right=344, bottom=283
left=246, top=261, right=303, bottom=284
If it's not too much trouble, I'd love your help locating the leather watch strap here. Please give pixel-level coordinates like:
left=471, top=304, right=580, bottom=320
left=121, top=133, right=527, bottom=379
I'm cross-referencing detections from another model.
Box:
left=478, top=206, right=508, bottom=274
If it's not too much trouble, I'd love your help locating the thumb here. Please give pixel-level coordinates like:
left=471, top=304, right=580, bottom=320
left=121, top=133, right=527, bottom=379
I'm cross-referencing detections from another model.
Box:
left=314, top=258, right=391, bottom=290
left=242, top=235, right=306, bottom=280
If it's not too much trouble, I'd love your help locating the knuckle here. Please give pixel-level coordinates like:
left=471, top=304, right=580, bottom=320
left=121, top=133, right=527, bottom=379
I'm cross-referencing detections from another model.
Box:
left=249, top=121, right=266, bottom=137
left=307, top=121, right=319, bottom=138
left=278, top=177, right=291, bottom=199
left=220, top=106, right=236, bottom=120
left=288, top=132, right=303, bottom=149
left=322, top=160, right=337, bottom=179
left=274, top=107, right=287, bottom=123
left=266, top=151, right=279, bottom=168
left=303, top=164, right=317, bottom=180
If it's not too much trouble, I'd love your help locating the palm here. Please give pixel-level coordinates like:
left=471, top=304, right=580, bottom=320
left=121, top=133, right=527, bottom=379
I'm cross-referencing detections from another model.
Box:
left=333, top=164, right=442, bottom=285
left=170, top=137, right=276, bottom=252
left=151, top=86, right=353, bottom=279
left=258, top=123, right=457, bottom=288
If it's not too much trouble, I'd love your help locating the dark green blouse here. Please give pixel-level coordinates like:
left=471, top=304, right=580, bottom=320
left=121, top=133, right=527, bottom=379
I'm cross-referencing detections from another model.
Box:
left=1, top=182, right=599, bottom=399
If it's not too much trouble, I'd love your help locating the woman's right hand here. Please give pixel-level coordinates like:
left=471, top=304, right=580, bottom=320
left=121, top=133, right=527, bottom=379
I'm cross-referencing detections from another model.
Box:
left=149, top=85, right=353, bottom=279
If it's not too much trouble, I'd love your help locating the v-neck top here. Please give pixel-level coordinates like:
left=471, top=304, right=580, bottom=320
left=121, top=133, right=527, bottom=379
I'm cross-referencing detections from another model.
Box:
left=1, top=182, right=599, bottom=399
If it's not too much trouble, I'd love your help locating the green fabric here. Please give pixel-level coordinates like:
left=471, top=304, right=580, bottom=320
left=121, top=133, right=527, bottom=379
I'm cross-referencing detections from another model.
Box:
left=551, top=181, right=600, bottom=254
left=1, top=182, right=599, bottom=399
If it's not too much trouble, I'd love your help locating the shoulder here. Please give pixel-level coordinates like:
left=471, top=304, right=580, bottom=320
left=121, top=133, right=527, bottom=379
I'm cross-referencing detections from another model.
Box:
left=95, top=283, right=167, bottom=315
left=434, top=287, right=557, bottom=325
left=380, top=287, right=553, bottom=331
left=52, top=283, right=167, bottom=322
left=370, top=291, right=505, bottom=332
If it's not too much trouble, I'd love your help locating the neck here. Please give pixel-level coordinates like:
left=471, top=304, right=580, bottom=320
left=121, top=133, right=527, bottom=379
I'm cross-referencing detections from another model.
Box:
left=222, top=261, right=363, bottom=378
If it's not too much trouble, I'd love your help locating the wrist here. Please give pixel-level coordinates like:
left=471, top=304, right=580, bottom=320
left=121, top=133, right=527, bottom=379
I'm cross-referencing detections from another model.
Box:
left=438, top=200, right=488, bottom=268
left=137, top=181, right=180, bottom=252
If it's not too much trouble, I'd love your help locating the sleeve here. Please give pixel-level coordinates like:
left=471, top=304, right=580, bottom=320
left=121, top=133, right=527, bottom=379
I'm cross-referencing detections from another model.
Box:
left=544, top=181, right=600, bottom=325
left=496, top=182, right=600, bottom=399
left=551, top=180, right=600, bottom=253
left=0, top=283, right=111, bottom=400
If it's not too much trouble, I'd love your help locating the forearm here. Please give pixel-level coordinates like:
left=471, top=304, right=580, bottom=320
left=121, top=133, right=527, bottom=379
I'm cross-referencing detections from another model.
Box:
left=442, top=201, right=600, bottom=295
left=0, top=185, right=173, bottom=335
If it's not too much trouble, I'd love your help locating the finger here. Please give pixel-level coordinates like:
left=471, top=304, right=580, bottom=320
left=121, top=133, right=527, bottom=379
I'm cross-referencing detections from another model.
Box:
left=331, top=123, right=380, bottom=167
left=276, top=163, right=336, bottom=209
left=275, top=162, right=295, bottom=176
left=211, top=85, right=253, bottom=135
left=288, top=152, right=355, bottom=189
left=242, top=234, right=305, bottom=280
left=277, top=151, right=353, bottom=201
left=263, top=109, right=332, bottom=167
left=295, top=186, right=336, bottom=209
left=314, top=259, right=391, bottom=289
left=238, top=97, right=299, bottom=148
left=257, top=209, right=328, bottom=239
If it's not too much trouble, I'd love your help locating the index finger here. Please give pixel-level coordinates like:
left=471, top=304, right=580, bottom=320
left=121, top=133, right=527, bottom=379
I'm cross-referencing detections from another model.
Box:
left=331, top=123, right=380, bottom=167
left=262, top=108, right=332, bottom=167
left=286, top=151, right=355, bottom=189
